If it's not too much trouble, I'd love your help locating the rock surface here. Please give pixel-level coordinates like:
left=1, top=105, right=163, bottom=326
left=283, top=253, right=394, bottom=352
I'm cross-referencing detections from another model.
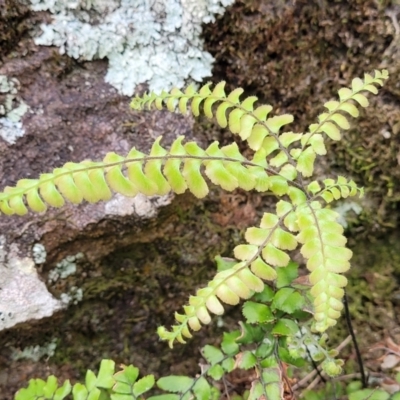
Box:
left=0, top=39, right=196, bottom=331
left=0, top=6, right=206, bottom=394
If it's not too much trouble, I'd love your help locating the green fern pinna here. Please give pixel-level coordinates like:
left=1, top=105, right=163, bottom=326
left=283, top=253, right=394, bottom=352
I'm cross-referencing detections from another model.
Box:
left=10, top=70, right=389, bottom=399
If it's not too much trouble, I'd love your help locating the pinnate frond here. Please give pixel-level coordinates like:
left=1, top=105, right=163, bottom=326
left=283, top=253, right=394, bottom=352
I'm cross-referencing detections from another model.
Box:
left=131, top=81, right=294, bottom=154
left=0, top=137, right=298, bottom=216
left=296, top=201, right=352, bottom=332
left=307, top=176, right=364, bottom=203
left=131, top=70, right=388, bottom=186
left=158, top=205, right=298, bottom=347
left=295, top=69, right=389, bottom=177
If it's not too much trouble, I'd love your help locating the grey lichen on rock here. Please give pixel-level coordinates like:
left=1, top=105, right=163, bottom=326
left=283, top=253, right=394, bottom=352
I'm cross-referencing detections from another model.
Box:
left=105, top=193, right=174, bottom=218
left=0, top=75, right=30, bottom=144
left=47, top=253, right=84, bottom=283
left=11, top=338, right=57, bottom=362
left=26, top=0, right=234, bottom=94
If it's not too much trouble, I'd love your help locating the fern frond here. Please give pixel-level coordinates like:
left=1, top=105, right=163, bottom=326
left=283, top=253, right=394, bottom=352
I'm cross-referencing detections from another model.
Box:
left=296, top=201, right=352, bottom=332
left=296, top=69, right=389, bottom=178
left=0, top=137, right=301, bottom=216
left=307, top=176, right=364, bottom=203
left=131, top=70, right=388, bottom=185
left=131, top=82, right=294, bottom=154
left=158, top=205, right=298, bottom=347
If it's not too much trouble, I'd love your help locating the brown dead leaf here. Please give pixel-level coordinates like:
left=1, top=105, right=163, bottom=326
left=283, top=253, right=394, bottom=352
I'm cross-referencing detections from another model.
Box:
left=369, top=337, right=400, bottom=369
left=381, top=354, right=400, bottom=369
left=381, top=377, right=400, bottom=394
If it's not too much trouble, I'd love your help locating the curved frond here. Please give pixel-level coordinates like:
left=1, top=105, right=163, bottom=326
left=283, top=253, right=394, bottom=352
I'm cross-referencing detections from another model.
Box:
left=0, top=137, right=299, bottom=216
left=131, top=70, right=388, bottom=185
left=158, top=205, right=298, bottom=347
left=296, top=69, right=389, bottom=177
left=307, top=176, right=364, bottom=203
left=296, top=201, right=352, bottom=332
left=131, top=82, right=293, bottom=155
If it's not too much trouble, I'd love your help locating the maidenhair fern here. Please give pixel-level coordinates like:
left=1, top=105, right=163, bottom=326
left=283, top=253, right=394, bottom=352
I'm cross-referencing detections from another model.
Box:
left=10, top=70, right=389, bottom=399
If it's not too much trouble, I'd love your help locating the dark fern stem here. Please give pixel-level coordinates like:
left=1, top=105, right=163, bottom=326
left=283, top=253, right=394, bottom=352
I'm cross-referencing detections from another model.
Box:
left=343, top=290, right=367, bottom=388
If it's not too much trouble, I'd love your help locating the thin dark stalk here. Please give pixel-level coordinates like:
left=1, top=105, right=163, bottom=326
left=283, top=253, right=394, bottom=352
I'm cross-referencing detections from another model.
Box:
left=343, top=290, right=367, bottom=388
left=305, top=346, right=326, bottom=384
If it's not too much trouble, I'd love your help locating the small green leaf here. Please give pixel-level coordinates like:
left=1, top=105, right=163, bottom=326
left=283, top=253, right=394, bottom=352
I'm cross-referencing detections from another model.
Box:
left=320, top=121, right=341, bottom=140
left=253, top=104, right=273, bottom=120
left=329, top=113, right=350, bottom=129
left=338, top=87, right=353, bottom=101
left=352, top=93, right=369, bottom=107
left=248, top=381, right=264, bottom=400
left=272, top=288, right=305, bottom=314
left=270, top=151, right=288, bottom=168
left=87, top=388, right=101, bottom=400
left=222, top=357, right=235, bottom=372
left=239, top=114, right=258, bottom=140
left=207, top=364, right=225, bottom=380
left=279, top=164, right=297, bottom=180
left=252, top=286, right=275, bottom=302
left=157, top=376, right=194, bottom=393
left=339, top=102, right=359, bottom=117
left=54, top=380, right=72, bottom=400
left=247, top=125, right=269, bottom=150
left=279, top=132, right=302, bottom=147
left=242, top=301, right=274, bottom=324
left=114, top=365, right=139, bottom=385
left=271, top=319, right=299, bottom=336
left=96, top=359, right=115, bottom=389
left=265, top=114, right=294, bottom=134
left=276, top=261, right=298, bottom=288
left=241, top=96, right=258, bottom=111
left=43, top=376, right=58, bottom=398
left=276, top=200, right=293, bottom=217
left=297, top=147, right=316, bottom=177
left=237, top=351, right=257, bottom=370
left=221, top=331, right=240, bottom=355
left=227, top=87, right=244, bottom=103
left=85, top=370, right=97, bottom=391
left=237, top=322, right=265, bottom=343
left=262, top=244, right=290, bottom=267
left=251, top=257, right=277, bottom=280
left=256, top=341, right=275, bottom=358
left=202, top=345, right=224, bottom=365
left=215, top=102, right=232, bottom=128
left=260, top=212, right=279, bottom=229
left=234, top=244, right=258, bottom=261
left=132, top=375, right=155, bottom=397
left=203, top=96, right=218, bottom=119
left=307, top=181, right=321, bottom=194
left=214, top=256, right=237, bottom=272
left=192, top=377, right=211, bottom=400
left=309, top=134, right=327, bottom=155
left=268, top=176, right=289, bottom=196
left=287, top=187, right=307, bottom=206
left=72, top=383, right=88, bottom=400
left=228, top=108, right=246, bottom=134
left=320, top=191, right=334, bottom=203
